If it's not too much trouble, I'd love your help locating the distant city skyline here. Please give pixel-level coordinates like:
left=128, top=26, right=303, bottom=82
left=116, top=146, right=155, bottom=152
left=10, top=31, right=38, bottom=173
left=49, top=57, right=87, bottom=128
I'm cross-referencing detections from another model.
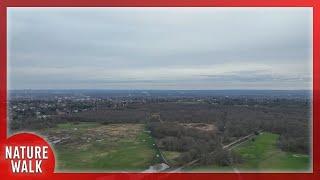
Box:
left=8, top=7, right=312, bottom=90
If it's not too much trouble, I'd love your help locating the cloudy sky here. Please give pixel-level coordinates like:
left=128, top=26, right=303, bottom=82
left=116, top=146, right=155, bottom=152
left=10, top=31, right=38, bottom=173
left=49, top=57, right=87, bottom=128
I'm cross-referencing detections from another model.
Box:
left=8, top=7, right=312, bottom=90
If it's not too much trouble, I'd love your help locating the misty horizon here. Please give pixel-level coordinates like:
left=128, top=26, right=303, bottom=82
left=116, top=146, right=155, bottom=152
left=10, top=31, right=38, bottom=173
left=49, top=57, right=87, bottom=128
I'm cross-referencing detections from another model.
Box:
left=8, top=88, right=312, bottom=91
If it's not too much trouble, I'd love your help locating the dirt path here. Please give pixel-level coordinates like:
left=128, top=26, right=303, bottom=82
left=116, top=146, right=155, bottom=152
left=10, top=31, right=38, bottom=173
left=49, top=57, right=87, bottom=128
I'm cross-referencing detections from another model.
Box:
left=166, top=130, right=263, bottom=172
left=223, top=130, right=263, bottom=150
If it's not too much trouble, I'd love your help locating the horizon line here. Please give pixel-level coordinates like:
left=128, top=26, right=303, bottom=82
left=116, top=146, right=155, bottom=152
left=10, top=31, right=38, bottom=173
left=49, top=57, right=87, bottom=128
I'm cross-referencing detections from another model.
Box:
left=8, top=88, right=312, bottom=91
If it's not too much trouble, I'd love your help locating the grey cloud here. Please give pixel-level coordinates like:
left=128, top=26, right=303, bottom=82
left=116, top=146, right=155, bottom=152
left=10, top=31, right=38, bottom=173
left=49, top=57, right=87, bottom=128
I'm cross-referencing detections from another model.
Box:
left=7, top=7, right=312, bottom=90
left=201, top=70, right=311, bottom=83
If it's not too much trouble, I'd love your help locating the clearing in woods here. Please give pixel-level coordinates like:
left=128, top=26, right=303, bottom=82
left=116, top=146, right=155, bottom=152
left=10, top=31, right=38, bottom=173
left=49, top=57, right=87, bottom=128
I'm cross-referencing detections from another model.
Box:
left=233, top=132, right=310, bottom=171
left=41, top=122, right=158, bottom=171
left=188, top=132, right=310, bottom=172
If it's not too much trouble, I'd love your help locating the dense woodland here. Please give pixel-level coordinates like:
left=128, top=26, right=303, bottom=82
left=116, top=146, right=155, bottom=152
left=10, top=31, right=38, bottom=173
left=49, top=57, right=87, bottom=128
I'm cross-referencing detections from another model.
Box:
left=10, top=95, right=310, bottom=166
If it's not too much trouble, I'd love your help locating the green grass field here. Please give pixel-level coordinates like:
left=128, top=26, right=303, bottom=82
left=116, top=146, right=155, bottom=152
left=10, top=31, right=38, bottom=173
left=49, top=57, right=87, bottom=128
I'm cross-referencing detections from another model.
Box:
left=233, top=132, right=310, bottom=171
left=188, top=132, right=310, bottom=172
left=42, top=123, right=310, bottom=172
left=42, top=122, right=158, bottom=171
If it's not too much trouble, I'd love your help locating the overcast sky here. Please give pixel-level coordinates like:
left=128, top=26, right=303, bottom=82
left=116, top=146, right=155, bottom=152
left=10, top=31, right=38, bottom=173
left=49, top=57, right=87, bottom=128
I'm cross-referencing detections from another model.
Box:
left=8, top=7, right=312, bottom=90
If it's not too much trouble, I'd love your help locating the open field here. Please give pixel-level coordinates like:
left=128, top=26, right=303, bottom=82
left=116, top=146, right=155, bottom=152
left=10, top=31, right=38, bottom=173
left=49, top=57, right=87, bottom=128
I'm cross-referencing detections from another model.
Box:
left=180, top=123, right=217, bottom=132
left=187, top=132, right=310, bottom=172
left=40, top=122, right=157, bottom=171
left=233, top=132, right=310, bottom=171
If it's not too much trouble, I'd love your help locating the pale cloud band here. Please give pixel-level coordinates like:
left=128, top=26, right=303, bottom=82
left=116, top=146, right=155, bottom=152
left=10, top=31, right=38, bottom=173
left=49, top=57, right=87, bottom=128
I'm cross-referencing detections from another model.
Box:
left=8, top=7, right=312, bottom=90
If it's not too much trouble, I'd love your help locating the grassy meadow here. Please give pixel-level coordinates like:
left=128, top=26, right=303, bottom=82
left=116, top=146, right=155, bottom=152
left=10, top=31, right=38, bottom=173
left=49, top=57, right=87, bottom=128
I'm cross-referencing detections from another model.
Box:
left=41, top=122, right=157, bottom=171
left=188, top=132, right=310, bottom=172
left=233, top=132, right=310, bottom=171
